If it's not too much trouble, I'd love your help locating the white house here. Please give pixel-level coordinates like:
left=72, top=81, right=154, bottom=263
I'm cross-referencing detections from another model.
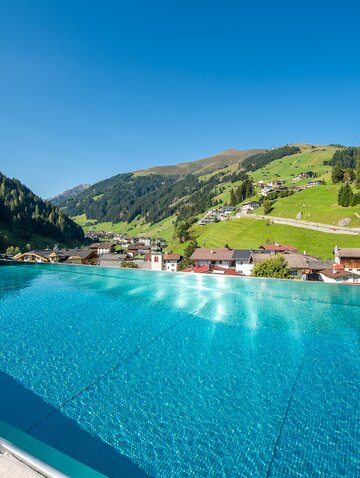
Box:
left=163, top=253, right=181, bottom=272
left=233, top=250, right=253, bottom=275
left=239, top=201, right=261, bottom=214
left=190, top=248, right=235, bottom=269
left=137, top=236, right=152, bottom=246
left=334, top=247, right=360, bottom=274
left=320, top=265, right=360, bottom=283
left=90, top=242, right=115, bottom=255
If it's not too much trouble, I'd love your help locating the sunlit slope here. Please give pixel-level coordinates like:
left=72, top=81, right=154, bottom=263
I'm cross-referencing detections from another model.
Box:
left=177, top=219, right=359, bottom=259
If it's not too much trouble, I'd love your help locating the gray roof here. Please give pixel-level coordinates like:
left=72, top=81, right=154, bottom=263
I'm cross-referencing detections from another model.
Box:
left=30, top=250, right=53, bottom=258
left=232, top=250, right=252, bottom=262
left=336, top=248, right=360, bottom=258
left=251, top=252, right=308, bottom=269
left=100, top=253, right=128, bottom=261
left=59, top=248, right=95, bottom=259
left=305, top=257, right=333, bottom=271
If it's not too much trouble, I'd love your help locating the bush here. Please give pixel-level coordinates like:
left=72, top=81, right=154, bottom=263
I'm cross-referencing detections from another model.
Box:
left=252, top=255, right=290, bottom=279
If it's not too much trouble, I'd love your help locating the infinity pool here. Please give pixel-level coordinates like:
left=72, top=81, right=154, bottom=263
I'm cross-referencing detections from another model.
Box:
left=0, top=262, right=359, bottom=477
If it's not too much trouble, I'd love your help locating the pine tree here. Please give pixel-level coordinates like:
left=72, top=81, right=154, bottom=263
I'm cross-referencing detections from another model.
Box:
left=230, top=189, right=237, bottom=206
left=338, top=184, right=345, bottom=206
left=339, top=183, right=353, bottom=207
left=332, top=161, right=344, bottom=184
left=355, top=147, right=360, bottom=189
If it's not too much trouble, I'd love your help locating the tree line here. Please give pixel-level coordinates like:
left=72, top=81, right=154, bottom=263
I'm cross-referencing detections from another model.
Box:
left=331, top=147, right=360, bottom=207
left=0, top=172, right=84, bottom=251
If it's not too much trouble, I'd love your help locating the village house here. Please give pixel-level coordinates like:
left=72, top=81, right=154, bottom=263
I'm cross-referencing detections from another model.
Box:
left=15, top=248, right=98, bottom=265
left=136, top=236, right=152, bottom=246
left=334, top=247, right=360, bottom=274
left=59, top=248, right=98, bottom=265
left=98, top=252, right=129, bottom=267
left=319, top=264, right=360, bottom=284
left=15, top=250, right=59, bottom=263
left=267, top=180, right=286, bottom=187
left=251, top=252, right=308, bottom=279
left=233, top=250, right=253, bottom=275
left=306, top=180, right=323, bottom=188
left=190, top=248, right=236, bottom=269
left=303, top=257, right=333, bottom=281
left=89, top=242, right=116, bottom=255
left=260, top=244, right=298, bottom=254
left=237, top=201, right=261, bottom=215
left=163, top=253, right=181, bottom=272
left=293, top=171, right=316, bottom=181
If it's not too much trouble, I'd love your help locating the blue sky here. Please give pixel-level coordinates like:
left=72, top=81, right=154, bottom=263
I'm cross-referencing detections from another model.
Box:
left=1, top=0, right=359, bottom=197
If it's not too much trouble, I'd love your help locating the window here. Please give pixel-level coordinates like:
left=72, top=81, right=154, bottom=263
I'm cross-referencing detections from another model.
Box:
left=154, top=256, right=159, bottom=263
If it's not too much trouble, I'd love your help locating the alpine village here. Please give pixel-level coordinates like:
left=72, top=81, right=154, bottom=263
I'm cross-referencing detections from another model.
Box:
left=1, top=144, right=360, bottom=284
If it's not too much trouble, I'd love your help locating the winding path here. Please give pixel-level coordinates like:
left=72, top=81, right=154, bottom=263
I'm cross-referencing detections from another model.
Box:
left=235, top=213, right=360, bottom=235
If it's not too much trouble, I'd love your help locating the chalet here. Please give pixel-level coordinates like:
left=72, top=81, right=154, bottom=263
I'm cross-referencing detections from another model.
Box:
left=251, top=252, right=308, bottom=278
left=239, top=201, right=261, bottom=214
left=293, top=171, right=316, bottom=181
left=158, top=238, right=168, bottom=248
left=319, top=265, right=360, bottom=284
left=304, top=257, right=333, bottom=281
left=267, top=180, right=286, bottom=187
left=127, top=244, right=151, bottom=256
left=59, top=248, right=98, bottom=265
left=260, top=244, right=298, bottom=254
left=307, top=180, right=322, bottom=187
left=334, top=247, right=360, bottom=274
left=163, top=253, right=181, bottom=272
left=136, top=236, right=152, bottom=246
left=98, top=253, right=129, bottom=267
left=89, top=242, right=115, bottom=255
left=15, top=250, right=57, bottom=263
left=233, top=250, right=253, bottom=275
left=260, top=187, right=274, bottom=197
left=190, top=247, right=237, bottom=269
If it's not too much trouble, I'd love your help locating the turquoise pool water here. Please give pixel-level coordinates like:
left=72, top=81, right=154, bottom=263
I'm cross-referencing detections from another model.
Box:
left=0, top=262, right=359, bottom=477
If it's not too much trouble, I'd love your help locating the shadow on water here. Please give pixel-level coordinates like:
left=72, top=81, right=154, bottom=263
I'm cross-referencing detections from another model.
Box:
left=0, top=371, right=150, bottom=478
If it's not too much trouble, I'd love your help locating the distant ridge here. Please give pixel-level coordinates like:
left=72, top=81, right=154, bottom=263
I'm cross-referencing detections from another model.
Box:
left=134, top=148, right=266, bottom=177
left=49, top=183, right=91, bottom=206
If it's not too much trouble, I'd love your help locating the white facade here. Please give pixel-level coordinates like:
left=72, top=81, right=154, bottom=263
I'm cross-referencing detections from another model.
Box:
left=164, top=260, right=178, bottom=272
left=320, top=273, right=359, bottom=284
left=151, top=252, right=163, bottom=271
left=235, top=261, right=253, bottom=276
left=97, top=246, right=111, bottom=255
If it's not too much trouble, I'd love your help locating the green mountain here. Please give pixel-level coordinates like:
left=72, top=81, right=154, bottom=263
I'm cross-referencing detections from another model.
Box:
left=55, top=146, right=297, bottom=225
left=62, top=143, right=360, bottom=260
left=0, top=172, right=84, bottom=252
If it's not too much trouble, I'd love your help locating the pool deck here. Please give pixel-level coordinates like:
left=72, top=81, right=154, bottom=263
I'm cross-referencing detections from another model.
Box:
left=0, top=437, right=68, bottom=478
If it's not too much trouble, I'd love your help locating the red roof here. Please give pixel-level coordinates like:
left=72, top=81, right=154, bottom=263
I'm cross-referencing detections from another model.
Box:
left=260, top=244, right=298, bottom=252
left=182, top=265, right=240, bottom=276
left=182, top=265, right=209, bottom=274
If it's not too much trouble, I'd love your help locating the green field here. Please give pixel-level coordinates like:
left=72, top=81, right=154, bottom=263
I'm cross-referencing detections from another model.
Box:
left=73, top=214, right=176, bottom=243
left=255, top=185, right=360, bottom=227
left=71, top=143, right=360, bottom=259
left=250, top=145, right=336, bottom=185
left=175, top=218, right=359, bottom=259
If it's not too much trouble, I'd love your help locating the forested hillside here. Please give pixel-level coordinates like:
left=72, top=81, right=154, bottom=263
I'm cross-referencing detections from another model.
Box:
left=0, top=172, right=84, bottom=251
left=55, top=146, right=297, bottom=225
